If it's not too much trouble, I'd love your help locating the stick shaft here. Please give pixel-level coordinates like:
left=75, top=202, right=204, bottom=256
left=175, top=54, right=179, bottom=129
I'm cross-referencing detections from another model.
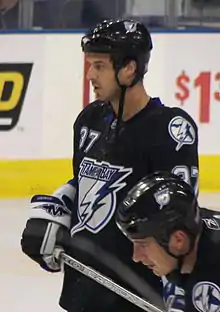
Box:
left=59, top=252, right=164, bottom=312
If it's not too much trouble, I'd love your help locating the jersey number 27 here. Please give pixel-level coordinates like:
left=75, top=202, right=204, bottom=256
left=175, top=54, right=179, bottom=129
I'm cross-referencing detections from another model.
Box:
left=172, top=165, right=199, bottom=195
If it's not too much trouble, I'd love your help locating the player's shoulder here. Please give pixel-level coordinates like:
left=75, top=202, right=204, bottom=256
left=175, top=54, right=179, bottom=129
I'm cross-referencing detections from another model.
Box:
left=201, top=207, right=220, bottom=231
left=198, top=207, right=220, bottom=263
left=169, top=106, right=197, bottom=129
left=147, top=98, right=198, bottom=142
left=156, top=102, right=197, bottom=130
left=74, top=100, right=112, bottom=126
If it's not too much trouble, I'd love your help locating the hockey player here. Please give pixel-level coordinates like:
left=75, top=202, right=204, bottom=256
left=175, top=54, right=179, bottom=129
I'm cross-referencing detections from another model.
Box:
left=116, top=171, right=220, bottom=312
left=21, top=19, right=199, bottom=312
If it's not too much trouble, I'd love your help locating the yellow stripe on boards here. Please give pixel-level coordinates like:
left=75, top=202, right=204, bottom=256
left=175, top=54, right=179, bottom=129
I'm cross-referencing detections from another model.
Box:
left=0, top=159, right=72, bottom=198
left=199, top=155, right=220, bottom=192
left=0, top=155, right=219, bottom=198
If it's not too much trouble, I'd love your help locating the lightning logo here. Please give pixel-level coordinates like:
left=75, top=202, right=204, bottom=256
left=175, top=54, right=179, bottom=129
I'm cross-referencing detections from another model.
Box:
left=192, top=282, right=220, bottom=312
left=71, top=157, right=132, bottom=235
left=168, top=116, right=195, bottom=151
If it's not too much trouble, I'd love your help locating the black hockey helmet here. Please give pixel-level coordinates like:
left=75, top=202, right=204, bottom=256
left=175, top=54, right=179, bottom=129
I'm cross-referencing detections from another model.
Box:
left=81, top=19, right=152, bottom=87
left=116, top=171, right=202, bottom=257
left=81, top=19, right=153, bottom=139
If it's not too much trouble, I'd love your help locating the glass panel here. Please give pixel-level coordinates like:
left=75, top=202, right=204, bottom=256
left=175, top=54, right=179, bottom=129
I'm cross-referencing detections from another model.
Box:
left=0, top=0, right=220, bottom=30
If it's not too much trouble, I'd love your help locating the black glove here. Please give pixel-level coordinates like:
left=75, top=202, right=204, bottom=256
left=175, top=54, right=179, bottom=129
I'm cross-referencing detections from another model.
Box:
left=21, top=183, right=76, bottom=272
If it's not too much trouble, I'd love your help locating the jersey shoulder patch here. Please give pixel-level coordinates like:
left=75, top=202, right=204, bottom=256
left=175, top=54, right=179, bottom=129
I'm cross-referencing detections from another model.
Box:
left=168, top=115, right=196, bottom=151
left=192, top=281, right=220, bottom=312
left=201, top=208, right=220, bottom=231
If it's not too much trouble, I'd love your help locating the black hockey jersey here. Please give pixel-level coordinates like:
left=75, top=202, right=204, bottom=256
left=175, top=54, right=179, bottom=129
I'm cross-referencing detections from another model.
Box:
left=163, top=207, right=220, bottom=312
left=59, top=97, right=199, bottom=312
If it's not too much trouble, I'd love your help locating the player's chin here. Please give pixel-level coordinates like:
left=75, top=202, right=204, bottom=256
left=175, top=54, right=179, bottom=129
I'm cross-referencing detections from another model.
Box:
left=152, top=266, right=168, bottom=277
left=96, top=95, right=104, bottom=101
left=152, top=268, right=163, bottom=277
left=154, top=267, right=173, bottom=277
left=93, top=90, right=103, bottom=100
left=94, top=91, right=111, bottom=102
left=96, top=94, right=108, bottom=101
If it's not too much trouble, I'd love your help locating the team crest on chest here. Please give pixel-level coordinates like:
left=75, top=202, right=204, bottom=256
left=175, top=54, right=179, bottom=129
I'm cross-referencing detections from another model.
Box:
left=71, top=157, right=132, bottom=235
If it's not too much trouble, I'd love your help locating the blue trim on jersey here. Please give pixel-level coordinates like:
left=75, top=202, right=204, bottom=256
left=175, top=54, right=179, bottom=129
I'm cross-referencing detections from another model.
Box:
left=104, top=113, right=115, bottom=125
left=67, top=178, right=77, bottom=187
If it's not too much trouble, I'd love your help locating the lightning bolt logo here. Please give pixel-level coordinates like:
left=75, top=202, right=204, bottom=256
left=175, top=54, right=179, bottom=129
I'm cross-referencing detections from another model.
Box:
left=168, top=116, right=195, bottom=151
left=71, top=158, right=132, bottom=235
left=193, top=282, right=220, bottom=312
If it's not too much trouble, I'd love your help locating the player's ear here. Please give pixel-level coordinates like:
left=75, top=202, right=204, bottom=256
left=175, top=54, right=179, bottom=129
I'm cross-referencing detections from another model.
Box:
left=126, top=60, right=137, bottom=75
left=169, top=230, right=187, bottom=255
left=118, top=60, right=137, bottom=85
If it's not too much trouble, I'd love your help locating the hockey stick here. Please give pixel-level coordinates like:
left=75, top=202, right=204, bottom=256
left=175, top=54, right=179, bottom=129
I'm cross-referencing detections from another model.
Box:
left=57, top=250, right=164, bottom=312
left=70, top=235, right=164, bottom=307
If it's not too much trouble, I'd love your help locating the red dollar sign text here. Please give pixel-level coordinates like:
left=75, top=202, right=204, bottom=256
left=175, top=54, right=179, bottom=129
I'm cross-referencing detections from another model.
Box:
left=175, top=71, right=220, bottom=123
left=175, top=71, right=190, bottom=105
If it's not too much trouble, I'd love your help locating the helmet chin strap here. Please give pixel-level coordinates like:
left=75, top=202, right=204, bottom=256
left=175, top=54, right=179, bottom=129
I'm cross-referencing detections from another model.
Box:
left=159, top=234, right=196, bottom=287
left=115, top=85, right=126, bottom=139
left=114, top=68, right=140, bottom=140
left=165, top=257, right=188, bottom=288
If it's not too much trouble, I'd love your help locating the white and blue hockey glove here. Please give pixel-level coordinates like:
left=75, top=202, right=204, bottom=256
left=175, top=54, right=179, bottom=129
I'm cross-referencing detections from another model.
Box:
left=21, top=183, right=76, bottom=272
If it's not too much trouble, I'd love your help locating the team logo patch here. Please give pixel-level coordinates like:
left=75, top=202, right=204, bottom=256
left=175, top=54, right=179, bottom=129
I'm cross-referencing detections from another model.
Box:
left=154, top=188, right=170, bottom=209
left=203, top=218, right=220, bottom=230
left=168, top=116, right=195, bottom=151
left=124, top=21, right=137, bottom=32
left=71, top=157, right=132, bottom=235
left=192, top=282, right=220, bottom=312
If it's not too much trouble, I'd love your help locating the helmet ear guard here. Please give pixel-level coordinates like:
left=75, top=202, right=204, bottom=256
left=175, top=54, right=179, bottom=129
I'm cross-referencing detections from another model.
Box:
left=110, top=51, right=151, bottom=88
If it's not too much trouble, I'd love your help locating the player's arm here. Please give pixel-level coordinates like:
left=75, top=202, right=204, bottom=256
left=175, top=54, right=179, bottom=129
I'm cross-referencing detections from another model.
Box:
left=149, top=109, right=199, bottom=192
left=21, top=121, right=80, bottom=272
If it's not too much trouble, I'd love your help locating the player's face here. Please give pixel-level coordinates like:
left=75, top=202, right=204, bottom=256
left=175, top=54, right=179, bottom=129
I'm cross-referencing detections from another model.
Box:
left=132, top=238, right=177, bottom=277
left=85, top=53, right=120, bottom=102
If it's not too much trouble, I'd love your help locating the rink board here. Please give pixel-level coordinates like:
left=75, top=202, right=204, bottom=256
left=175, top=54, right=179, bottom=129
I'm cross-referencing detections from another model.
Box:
left=1, top=32, right=220, bottom=198
left=0, top=155, right=219, bottom=198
